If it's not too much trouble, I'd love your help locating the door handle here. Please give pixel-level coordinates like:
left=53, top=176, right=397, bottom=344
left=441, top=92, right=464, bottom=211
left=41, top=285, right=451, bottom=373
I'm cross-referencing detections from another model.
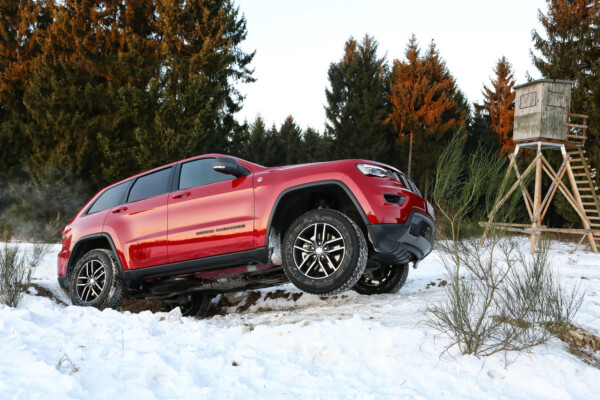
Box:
left=173, top=192, right=191, bottom=199
left=112, top=207, right=128, bottom=214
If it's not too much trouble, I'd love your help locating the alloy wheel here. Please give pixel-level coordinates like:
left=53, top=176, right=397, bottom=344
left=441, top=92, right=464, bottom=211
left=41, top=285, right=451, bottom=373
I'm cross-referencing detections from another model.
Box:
left=75, top=259, right=106, bottom=303
left=293, top=222, right=346, bottom=279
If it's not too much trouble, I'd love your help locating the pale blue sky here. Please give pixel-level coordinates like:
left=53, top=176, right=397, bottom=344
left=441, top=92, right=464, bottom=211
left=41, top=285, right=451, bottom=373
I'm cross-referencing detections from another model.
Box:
left=235, top=0, right=548, bottom=131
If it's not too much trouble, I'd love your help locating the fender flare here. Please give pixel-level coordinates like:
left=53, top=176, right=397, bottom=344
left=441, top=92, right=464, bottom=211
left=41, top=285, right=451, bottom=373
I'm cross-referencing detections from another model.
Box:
left=68, top=232, right=125, bottom=274
left=265, top=179, right=370, bottom=243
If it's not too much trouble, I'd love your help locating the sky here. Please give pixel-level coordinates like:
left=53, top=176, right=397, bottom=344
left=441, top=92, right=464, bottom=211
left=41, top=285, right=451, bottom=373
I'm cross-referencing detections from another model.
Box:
left=234, top=0, right=549, bottom=132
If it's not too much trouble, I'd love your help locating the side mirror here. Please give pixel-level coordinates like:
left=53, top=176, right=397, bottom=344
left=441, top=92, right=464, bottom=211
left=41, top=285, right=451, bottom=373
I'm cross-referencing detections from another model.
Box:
left=213, top=157, right=249, bottom=178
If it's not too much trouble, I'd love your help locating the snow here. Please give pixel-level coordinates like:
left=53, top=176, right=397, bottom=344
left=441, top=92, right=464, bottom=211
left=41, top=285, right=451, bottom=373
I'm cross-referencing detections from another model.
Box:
left=1, top=240, right=600, bottom=399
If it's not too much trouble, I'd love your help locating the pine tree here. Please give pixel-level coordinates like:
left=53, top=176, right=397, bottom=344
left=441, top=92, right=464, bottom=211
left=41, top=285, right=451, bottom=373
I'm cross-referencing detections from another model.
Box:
left=24, top=0, right=162, bottom=186
left=388, top=36, right=467, bottom=195
left=482, top=57, right=516, bottom=154
left=468, top=103, right=498, bottom=154
left=21, top=0, right=254, bottom=188
left=246, top=116, right=269, bottom=165
left=532, top=0, right=600, bottom=164
left=277, top=116, right=302, bottom=165
left=324, top=35, right=393, bottom=163
left=0, top=0, right=50, bottom=173
left=150, top=0, right=255, bottom=160
left=532, top=0, right=600, bottom=223
left=301, top=127, right=330, bottom=163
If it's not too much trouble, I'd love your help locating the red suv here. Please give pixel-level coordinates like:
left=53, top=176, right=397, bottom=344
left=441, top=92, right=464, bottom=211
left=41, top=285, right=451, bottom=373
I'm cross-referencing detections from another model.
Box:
left=58, top=155, right=434, bottom=317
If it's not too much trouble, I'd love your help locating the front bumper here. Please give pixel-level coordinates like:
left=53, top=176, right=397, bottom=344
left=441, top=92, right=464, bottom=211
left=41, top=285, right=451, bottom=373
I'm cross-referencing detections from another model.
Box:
left=367, top=210, right=434, bottom=265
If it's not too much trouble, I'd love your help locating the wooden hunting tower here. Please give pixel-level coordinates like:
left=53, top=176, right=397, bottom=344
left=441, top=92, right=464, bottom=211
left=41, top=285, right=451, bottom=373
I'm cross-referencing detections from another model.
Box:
left=481, top=79, right=599, bottom=254
left=513, top=80, right=573, bottom=143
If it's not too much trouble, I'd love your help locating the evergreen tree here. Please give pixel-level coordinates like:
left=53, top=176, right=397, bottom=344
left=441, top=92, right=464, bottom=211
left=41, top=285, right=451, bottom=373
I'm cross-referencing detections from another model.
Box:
left=229, top=120, right=251, bottom=160
left=467, top=103, right=498, bottom=154
left=388, top=36, right=467, bottom=196
left=532, top=0, right=600, bottom=164
left=146, top=0, right=255, bottom=165
left=245, top=115, right=270, bottom=165
left=0, top=0, right=50, bottom=173
left=301, top=127, right=331, bottom=163
left=532, top=0, right=600, bottom=223
left=277, top=116, right=302, bottom=165
left=22, top=0, right=254, bottom=188
left=324, top=35, right=393, bottom=163
left=482, top=57, right=516, bottom=154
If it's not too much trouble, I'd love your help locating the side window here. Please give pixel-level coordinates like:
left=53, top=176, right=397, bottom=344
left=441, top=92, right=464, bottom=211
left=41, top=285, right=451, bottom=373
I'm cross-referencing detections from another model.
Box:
left=179, top=158, right=234, bottom=190
left=128, top=168, right=172, bottom=203
left=88, top=182, right=129, bottom=214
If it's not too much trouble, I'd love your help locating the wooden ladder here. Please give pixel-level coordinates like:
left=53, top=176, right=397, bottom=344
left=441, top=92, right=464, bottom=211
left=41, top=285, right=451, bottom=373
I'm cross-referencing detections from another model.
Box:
left=566, top=146, right=600, bottom=248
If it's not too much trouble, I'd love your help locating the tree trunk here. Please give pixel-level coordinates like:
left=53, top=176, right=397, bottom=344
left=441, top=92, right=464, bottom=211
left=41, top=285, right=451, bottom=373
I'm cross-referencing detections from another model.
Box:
left=408, top=132, right=413, bottom=178
left=424, top=168, right=430, bottom=200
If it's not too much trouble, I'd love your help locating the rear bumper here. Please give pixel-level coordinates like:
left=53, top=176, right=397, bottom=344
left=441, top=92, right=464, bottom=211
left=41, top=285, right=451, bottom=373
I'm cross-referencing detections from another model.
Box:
left=58, top=275, right=68, bottom=290
left=367, top=210, right=434, bottom=265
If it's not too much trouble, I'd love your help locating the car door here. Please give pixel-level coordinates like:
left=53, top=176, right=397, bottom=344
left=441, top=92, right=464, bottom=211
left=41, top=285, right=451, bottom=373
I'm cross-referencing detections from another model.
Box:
left=167, top=158, right=255, bottom=263
left=103, top=167, right=172, bottom=270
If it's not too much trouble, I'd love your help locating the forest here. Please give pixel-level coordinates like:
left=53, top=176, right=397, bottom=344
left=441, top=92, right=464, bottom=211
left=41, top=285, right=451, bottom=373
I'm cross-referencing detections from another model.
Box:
left=1, top=0, right=599, bottom=240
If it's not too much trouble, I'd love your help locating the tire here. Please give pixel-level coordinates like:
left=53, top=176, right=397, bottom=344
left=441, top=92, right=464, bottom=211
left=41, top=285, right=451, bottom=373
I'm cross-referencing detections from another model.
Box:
left=353, top=262, right=409, bottom=295
left=282, top=209, right=368, bottom=295
left=69, top=249, right=125, bottom=310
left=162, top=294, right=212, bottom=318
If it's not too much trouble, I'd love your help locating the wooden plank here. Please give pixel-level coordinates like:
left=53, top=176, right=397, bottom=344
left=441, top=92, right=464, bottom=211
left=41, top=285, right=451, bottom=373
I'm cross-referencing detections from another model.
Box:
left=540, top=156, right=569, bottom=222
left=486, top=152, right=538, bottom=223
left=483, top=222, right=539, bottom=228
left=510, top=154, right=534, bottom=221
left=566, top=123, right=589, bottom=129
left=568, top=113, right=589, bottom=118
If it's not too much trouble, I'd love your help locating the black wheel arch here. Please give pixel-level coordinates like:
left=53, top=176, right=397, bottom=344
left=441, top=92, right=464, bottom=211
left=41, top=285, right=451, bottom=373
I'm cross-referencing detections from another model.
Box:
left=266, top=180, right=370, bottom=253
left=67, top=233, right=124, bottom=283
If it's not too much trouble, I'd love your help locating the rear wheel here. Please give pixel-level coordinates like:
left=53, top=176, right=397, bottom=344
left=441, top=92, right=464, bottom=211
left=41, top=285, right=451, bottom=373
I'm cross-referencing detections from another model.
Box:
left=162, top=294, right=212, bottom=318
left=282, top=209, right=367, bottom=295
left=353, top=262, right=409, bottom=295
left=70, top=249, right=125, bottom=310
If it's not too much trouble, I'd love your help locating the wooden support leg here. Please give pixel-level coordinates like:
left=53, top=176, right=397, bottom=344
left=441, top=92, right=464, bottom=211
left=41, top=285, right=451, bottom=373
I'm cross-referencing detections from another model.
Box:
left=531, top=144, right=542, bottom=254
left=481, top=146, right=520, bottom=245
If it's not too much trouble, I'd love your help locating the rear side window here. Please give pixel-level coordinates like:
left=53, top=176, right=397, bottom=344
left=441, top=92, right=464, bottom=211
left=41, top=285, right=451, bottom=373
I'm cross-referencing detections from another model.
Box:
left=128, top=168, right=172, bottom=203
left=179, top=158, right=234, bottom=190
left=88, top=182, right=128, bottom=214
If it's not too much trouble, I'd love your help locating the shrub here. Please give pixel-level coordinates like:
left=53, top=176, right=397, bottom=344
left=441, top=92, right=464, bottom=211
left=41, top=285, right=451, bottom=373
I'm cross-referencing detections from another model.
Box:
left=429, top=133, right=583, bottom=358
left=0, top=242, right=50, bottom=307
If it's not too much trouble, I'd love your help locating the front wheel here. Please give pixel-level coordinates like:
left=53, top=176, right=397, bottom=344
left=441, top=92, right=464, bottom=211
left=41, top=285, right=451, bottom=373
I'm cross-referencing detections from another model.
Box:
left=282, top=209, right=368, bottom=295
left=353, top=262, right=409, bottom=295
left=69, top=249, right=125, bottom=310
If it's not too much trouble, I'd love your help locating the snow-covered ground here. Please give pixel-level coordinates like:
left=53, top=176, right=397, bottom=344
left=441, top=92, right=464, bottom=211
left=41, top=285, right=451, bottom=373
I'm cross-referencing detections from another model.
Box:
left=1, top=240, right=600, bottom=399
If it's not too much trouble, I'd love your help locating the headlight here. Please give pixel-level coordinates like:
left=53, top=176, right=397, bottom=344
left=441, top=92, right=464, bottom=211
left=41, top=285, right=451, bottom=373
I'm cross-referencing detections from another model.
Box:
left=356, top=164, right=394, bottom=179
left=427, top=201, right=436, bottom=220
